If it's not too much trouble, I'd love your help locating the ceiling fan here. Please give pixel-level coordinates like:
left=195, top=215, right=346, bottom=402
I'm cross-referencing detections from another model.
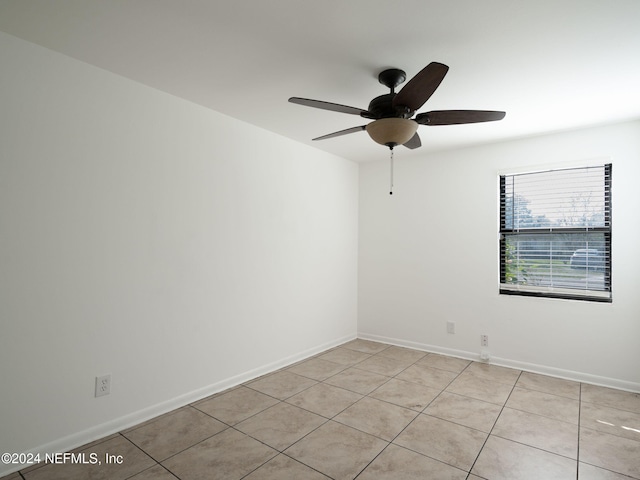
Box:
left=289, top=62, right=505, bottom=150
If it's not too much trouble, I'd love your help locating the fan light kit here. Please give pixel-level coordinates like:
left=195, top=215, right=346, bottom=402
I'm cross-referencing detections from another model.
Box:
left=289, top=62, right=505, bottom=194
left=366, top=118, right=418, bottom=147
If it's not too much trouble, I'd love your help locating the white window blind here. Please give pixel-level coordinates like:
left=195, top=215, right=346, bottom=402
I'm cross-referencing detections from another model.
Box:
left=499, top=164, right=612, bottom=302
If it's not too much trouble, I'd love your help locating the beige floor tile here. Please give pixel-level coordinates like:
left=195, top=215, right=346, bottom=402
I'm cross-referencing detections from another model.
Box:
left=357, top=444, right=467, bottom=480
left=235, top=402, right=326, bottom=451
left=162, top=428, right=277, bottom=480
left=446, top=371, right=514, bottom=405
left=333, top=396, right=418, bottom=441
left=284, top=421, right=388, bottom=480
left=579, top=462, right=638, bottom=479
left=245, top=370, right=317, bottom=400
left=516, top=371, right=580, bottom=399
left=397, top=363, right=459, bottom=390
left=370, top=377, right=441, bottom=411
left=579, top=427, right=640, bottom=479
left=285, top=383, right=362, bottom=418
left=0, top=474, right=21, bottom=480
left=424, top=391, right=502, bottom=432
left=123, top=406, right=226, bottom=461
left=324, top=366, right=390, bottom=394
left=23, top=436, right=155, bottom=480
left=354, top=354, right=414, bottom=376
left=243, top=454, right=331, bottom=479
left=317, top=347, right=371, bottom=365
left=13, top=461, right=45, bottom=477
left=376, top=345, right=427, bottom=363
left=580, top=402, right=640, bottom=442
left=471, top=435, right=577, bottom=480
left=394, top=414, right=487, bottom=471
left=128, top=464, right=177, bottom=480
left=417, top=353, right=471, bottom=373
left=493, top=407, right=578, bottom=458
left=342, top=338, right=390, bottom=354
left=581, top=385, right=640, bottom=414
left=464, top=362, right=521, bottom=385
left=193, top=385, right=279, bottom=425
left=507, top=386, right=580, bottom=424
left=286, top=357, right=346, bottom=381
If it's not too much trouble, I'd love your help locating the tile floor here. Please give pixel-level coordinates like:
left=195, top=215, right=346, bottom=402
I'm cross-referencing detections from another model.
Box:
left=4, top=339, right=640, bottom=480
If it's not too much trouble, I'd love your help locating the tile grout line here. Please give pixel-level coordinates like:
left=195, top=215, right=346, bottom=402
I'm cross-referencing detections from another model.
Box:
left=465, top=369, right=524, bottom=478
left=357, top=347, right=530, bottom=477
left=269, top=345, right=427, bottom=469
left=208, top=347, right=398, bottom=476
left=116, top=432, right=183, bottom=475
left=267, top=349, right=396, bottom=477
left=351, top=352, right=474, bottom=476
left=352, top=350, right=467, bottom=479
left=576, top=382, right=582, bottom=480
left=123, top=463, right=179, bottom=480
left=289, top=345, right=462, bottom=478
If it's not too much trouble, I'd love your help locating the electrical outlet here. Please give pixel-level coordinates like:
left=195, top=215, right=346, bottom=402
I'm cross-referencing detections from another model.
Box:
left=447, top=321, right=456, bottom=334
left=95, top=374, right=111, bottom=397
left=480, top=335, right=489, bottom=347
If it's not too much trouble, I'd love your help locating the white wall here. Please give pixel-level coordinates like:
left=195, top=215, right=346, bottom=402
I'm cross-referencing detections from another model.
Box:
left=359, top=120, right=640, bottom=391
left=0, top=32, right=358, bottom=472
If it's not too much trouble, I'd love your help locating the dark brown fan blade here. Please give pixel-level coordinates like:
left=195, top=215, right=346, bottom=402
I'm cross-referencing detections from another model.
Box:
left=289, top=97, right=370, bottom=116
left=403, top=132, right=422, bottom=149
left=312, top=125, right=366, bottom=141
left=392, top=62, right=449, bottom=112
left=416, top=110, right=506, bottom=125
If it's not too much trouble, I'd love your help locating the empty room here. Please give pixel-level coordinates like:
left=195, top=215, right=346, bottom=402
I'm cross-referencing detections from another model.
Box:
left=1, top=1, right=639, bottom=479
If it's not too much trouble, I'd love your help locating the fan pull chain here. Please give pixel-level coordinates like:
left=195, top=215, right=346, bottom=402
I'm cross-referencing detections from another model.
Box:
left=389, top=147, right=394, bottom=195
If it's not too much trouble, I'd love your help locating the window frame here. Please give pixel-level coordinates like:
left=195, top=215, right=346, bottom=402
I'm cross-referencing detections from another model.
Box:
left=499, top=163, right=612, bottom=303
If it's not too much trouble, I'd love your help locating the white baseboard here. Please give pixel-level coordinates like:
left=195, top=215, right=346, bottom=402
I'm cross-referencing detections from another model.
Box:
left=0, top=333, right=356, bottom=477
left=358, top=331, right=640, bottom=393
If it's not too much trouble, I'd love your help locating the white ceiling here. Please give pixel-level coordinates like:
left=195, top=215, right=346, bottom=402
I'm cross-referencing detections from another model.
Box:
left=1, top=0, right=640, bottom=163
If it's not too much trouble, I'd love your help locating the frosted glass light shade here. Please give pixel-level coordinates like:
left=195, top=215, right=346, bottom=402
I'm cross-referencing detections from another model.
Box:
left=366, top=118, right=418, bottom=147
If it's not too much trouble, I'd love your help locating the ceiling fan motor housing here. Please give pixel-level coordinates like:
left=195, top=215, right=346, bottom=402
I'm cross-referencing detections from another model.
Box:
left=367, top=94, right=395, bottom=118
left=367, top=94, right=414, bottom=119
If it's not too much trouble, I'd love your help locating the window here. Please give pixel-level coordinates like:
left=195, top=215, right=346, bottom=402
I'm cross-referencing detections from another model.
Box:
left=499, top=164, right=612, bottom=302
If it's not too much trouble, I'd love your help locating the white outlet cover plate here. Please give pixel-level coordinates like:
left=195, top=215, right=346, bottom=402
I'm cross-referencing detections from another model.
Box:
left=95, top=374, right=111, bottom=397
